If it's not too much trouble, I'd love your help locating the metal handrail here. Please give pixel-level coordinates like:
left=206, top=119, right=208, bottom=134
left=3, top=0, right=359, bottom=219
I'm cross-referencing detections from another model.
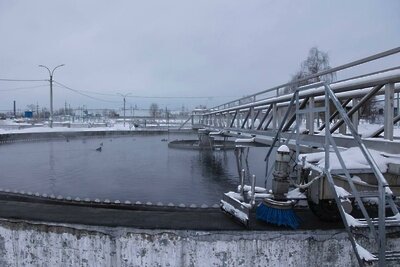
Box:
left=209, top=46, right=400, bottom=111
left=206, top=68, right=400, bottom=115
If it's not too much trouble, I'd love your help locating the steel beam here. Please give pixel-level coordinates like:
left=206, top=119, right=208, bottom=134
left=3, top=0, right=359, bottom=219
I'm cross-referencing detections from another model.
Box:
left=282, top=97, right=309, bottom=132
left=307, top=97, right=315, bottom=134
left=318, top=98, right=352, bottom=131
left=330, top=85, right=383, bottom=133
left=256, top=105, right=272, bottom=130
left=352, top=99, right=359, bottom=133
left=384, top=83, right=395, bottom=140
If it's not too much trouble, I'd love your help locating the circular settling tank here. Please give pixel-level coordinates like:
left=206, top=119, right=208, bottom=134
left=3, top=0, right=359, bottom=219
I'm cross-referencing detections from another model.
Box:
left=0, top=132, right=267, bottom=205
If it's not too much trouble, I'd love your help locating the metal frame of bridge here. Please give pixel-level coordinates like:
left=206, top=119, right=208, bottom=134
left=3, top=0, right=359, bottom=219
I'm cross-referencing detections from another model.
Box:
left=195, top=47, right=400, bottom=266
left=195, top=47, right=400, bottom=154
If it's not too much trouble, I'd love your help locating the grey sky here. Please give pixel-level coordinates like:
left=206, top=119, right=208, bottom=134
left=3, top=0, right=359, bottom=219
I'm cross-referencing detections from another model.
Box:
left=0, top=0, right=399, bottom=112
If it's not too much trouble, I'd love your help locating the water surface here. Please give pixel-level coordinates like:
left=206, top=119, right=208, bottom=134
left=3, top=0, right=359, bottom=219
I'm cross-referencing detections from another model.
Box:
left=0, top=133, right=268, bottom=205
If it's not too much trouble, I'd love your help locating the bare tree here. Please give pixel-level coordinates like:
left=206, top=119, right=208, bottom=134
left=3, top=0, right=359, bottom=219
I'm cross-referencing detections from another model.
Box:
left=149, top=103, right=159, bottom=118
left=283, top=47, right=336, bottom=94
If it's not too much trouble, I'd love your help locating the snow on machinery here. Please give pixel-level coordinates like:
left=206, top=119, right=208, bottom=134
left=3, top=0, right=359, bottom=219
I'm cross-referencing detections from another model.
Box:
left=220, top=143, right=306, bottom=229
left=221, top=140, right=400, bottom=228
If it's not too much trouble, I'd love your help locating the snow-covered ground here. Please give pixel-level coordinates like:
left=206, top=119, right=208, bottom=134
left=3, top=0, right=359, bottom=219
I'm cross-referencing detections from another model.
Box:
left=0, top=119, right=135, bottom=134
left=0, top=118, right=191, bottom=134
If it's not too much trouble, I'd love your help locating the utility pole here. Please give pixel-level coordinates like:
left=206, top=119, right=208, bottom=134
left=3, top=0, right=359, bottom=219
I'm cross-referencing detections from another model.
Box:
left=39, top=64, right=65, bottom=128
left=117, top=93, right=132, bottom=127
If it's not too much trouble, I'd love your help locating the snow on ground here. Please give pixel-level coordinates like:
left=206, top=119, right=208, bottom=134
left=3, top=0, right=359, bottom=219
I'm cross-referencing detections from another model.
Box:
left=300, top=147, right=400, bottom=173
left=0, top=118, right=191, bottom=135
left=0, top=124, right=135, bottom=134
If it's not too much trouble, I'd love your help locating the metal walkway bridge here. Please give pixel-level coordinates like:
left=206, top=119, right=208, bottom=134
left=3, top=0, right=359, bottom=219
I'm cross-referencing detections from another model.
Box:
left=193, top=47, right=400, bottom=152
left=191, top=47, right=400, bottom=267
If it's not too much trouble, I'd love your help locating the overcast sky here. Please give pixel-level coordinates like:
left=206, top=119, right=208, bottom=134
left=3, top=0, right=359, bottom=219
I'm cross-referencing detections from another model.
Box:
left=0, top=0, right=399, bottom=112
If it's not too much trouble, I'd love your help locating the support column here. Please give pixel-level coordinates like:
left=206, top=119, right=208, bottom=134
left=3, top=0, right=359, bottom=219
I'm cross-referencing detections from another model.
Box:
left=226, top=112, right=231, bottom=128
left=352, top=99, right=359, bottom=133
left=384, top=83, right=394, bottom=140
left=307, top=97, right=315, bottom=134
left=397, top=92, right=400, bottom=127
left=248, top=107, right=254, bottom=129
left=339, top=123, right=346, bottom=135
left=272, top=103, right=277, bottom=131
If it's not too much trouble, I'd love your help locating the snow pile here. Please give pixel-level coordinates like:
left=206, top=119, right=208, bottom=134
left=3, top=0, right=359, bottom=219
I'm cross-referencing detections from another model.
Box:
left=277, top=144, right=290, bottom=153
left=224, top=192, right=251, bottom=209
left=300, top=147, right=400, bottom=173
left=351, top=176, right=368, bottom=185
left=220, top=200, right=249, bottom=223
left=237, top=185, right=267, bottom=193
left=334, top=185, right=351, bottom=198
left=286, top=188, right=306, bottom=199
left=356, top=243, right=376, bottom=262
left=344, top=213, right=363, bottom=227
left=226, top=191, right=244, bottom=201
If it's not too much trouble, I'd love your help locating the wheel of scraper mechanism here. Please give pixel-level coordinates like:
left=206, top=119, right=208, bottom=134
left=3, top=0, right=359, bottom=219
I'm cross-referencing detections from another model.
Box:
left=308, top=199, right=341, bottom=222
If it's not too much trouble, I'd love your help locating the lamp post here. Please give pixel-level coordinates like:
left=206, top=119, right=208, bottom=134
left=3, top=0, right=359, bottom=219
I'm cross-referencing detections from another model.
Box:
left=39, top=64, right=65, bottom=128
left=117, top=93, right=132, bottom=127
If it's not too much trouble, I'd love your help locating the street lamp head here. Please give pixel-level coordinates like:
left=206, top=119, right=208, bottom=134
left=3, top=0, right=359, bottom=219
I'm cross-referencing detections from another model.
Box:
left=117, top=92, right=132, bottom=98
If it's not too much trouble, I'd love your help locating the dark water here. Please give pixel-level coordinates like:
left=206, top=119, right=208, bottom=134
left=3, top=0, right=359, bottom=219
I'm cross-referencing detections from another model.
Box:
left=0, top=133, right=269, bottom=205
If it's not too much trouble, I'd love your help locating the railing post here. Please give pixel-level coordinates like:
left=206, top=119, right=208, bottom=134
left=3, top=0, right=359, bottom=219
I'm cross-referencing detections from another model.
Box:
left=384, top=83, right=394, bottom=140
left=339, top=120, right=346, bottom=135
left=248, top=107, right=254, bottom=129
left=397, top=92, right=400, bottom=127
left=324, top=86, right=330, bottom=172
left=272, top=103, right=277, bottom=131
left=307, top=97, right=315, bottom=134
left=352, top=99, right=359, bottom=133
left=226, top=112, right=231, bottom=128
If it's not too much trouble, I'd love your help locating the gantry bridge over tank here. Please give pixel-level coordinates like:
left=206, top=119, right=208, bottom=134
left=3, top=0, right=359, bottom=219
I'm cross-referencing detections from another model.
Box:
left=196, top=47, right=400, bottom=266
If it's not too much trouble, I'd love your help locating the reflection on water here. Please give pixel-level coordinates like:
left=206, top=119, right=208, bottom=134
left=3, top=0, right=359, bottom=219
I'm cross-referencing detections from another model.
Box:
left=197, top=150, right=229, bottom=177
left=0, top=133, right=269, bottom=205
left=49, top=141, right=56, bottom=193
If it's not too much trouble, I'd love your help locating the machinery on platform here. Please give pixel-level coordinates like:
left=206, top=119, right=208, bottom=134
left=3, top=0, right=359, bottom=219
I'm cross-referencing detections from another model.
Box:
left=204, top=47, right=400, bottom=266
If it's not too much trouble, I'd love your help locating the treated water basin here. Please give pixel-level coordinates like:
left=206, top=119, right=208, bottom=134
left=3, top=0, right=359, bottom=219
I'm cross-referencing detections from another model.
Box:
left=0, top=132, right=269, bottom=205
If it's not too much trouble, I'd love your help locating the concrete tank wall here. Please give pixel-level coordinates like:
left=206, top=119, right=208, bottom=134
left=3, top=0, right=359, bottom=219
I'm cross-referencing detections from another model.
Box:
left=0, top=219, right=397, bottom=267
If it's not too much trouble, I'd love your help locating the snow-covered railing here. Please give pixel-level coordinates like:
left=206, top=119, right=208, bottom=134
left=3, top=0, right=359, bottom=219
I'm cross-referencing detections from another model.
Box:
left=204, top=68, right=400, bottom=115
left=207, top=47, right=400, bottom=113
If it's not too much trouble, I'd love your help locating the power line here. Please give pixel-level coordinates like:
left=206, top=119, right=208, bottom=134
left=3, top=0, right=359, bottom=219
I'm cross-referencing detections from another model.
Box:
left=52, top=80, right=236, bottom=99
left=126, top=95, right=211, bottom=99
left=0, top=84, right=49, bottom=92
left=53, top=81, right=119, bottom=103
left=0, top=78, right=48, bottom=82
